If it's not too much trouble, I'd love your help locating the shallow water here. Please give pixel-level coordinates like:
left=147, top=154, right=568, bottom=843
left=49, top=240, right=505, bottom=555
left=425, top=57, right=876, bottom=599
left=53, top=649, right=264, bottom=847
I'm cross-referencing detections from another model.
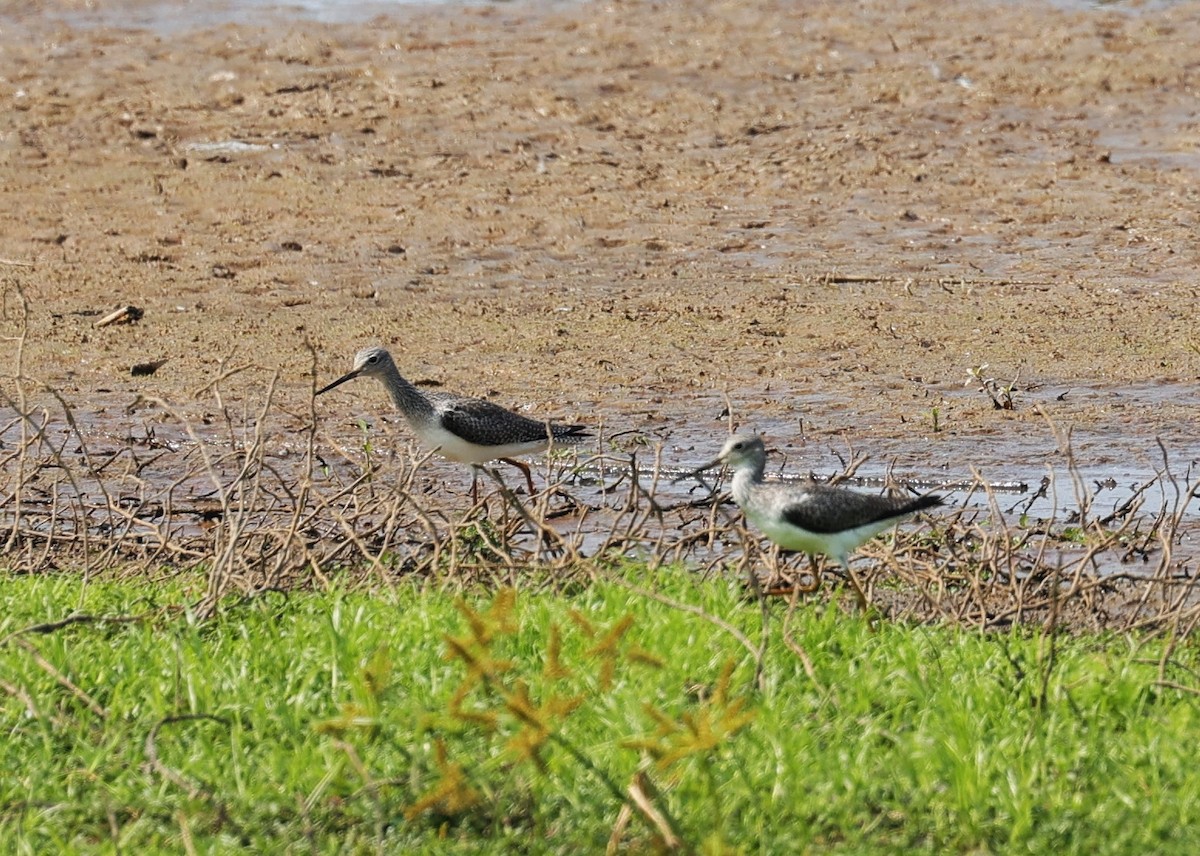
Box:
left=2, top=380, right=1196, bottom=577
left=7, top=0, right=559, bottom=31
left=13, top=0, right=1180, bottom=32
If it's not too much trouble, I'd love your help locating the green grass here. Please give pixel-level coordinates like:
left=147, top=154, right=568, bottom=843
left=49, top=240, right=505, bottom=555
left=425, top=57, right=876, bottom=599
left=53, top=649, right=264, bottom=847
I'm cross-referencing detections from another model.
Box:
left=3, top=568, right=1200, bottom=854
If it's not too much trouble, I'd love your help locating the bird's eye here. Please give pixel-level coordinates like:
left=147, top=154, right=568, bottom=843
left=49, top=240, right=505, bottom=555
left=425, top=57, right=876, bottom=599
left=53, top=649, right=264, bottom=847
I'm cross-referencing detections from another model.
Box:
left=367, top=355, right=379, bottom=364
left=732, top=441, right=744, bottom=450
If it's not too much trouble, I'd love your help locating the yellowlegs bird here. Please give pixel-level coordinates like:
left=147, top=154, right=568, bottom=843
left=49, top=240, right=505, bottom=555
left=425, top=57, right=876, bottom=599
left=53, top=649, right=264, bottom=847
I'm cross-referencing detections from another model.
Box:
left=683, top=433, right=943, bottom=604
left=316, top=346, right=589, bottom=497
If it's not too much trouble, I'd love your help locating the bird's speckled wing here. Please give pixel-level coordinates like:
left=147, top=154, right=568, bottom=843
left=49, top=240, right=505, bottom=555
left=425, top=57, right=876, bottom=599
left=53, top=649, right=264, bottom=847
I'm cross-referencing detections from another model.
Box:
left=434, top=393, right=586, bottom=448
left=779, top=484, right=942, bottom=534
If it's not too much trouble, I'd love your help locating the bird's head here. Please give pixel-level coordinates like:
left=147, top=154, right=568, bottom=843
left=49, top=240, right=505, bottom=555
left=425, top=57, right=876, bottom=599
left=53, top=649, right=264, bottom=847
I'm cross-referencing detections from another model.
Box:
left=316, top=346, right=395, bottom=395
left=674, top=432, right=768, bottom=484
left=714, top=432, right=767, bottom=469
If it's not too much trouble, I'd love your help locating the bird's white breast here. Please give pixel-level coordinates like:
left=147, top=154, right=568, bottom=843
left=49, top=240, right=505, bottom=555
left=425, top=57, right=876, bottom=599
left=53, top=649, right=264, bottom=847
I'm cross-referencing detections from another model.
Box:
left=414, top=421, right=553, bottom=464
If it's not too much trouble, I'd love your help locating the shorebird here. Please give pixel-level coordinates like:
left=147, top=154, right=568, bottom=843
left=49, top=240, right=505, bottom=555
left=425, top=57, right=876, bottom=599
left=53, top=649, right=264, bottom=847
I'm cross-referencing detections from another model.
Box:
left=682, top=433, right=943, bottom=605
left=316, top=346, right=589, bottom=497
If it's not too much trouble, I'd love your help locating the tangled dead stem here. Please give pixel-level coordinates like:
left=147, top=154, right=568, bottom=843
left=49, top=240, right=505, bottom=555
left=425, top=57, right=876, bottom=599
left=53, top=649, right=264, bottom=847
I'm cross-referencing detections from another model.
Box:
left=1, top=0, right=1199, bottom=644
left=2, top=306, right=1198, bottom=640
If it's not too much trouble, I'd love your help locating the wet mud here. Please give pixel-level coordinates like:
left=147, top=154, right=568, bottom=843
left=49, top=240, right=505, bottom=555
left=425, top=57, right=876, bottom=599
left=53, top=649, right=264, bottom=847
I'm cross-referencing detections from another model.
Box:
left=0, top=0, right=1197, bottom=569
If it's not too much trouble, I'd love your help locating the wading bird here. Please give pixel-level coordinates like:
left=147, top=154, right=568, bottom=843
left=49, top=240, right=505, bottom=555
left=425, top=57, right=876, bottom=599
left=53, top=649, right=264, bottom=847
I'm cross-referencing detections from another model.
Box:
left=682, top=432, right=943, bottom=606
left=317, top=346, right=589, bottom=498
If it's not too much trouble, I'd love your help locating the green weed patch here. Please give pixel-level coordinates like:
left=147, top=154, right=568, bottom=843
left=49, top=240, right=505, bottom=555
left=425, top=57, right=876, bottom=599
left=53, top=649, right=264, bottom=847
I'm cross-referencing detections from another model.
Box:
left=4, top=571, right=1200, bottom=853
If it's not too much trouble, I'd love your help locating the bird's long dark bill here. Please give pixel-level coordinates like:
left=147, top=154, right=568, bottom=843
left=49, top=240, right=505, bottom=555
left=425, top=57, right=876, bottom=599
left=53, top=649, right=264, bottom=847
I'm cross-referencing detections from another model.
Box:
left=672, top=456, right=724, bottom=484
left=316, top=369, right=361, bottom=396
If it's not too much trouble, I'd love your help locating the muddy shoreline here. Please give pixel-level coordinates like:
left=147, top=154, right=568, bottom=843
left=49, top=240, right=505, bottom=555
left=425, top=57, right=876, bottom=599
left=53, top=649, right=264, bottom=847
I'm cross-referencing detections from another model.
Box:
left=0, top=0, right=1197, bottom=543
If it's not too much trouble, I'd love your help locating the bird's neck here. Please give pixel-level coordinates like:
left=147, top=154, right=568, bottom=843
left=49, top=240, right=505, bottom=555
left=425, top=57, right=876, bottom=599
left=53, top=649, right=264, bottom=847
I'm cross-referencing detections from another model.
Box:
left=385, top=371, right=435, bottom=421
left=730, top=460, right=765, bottom=507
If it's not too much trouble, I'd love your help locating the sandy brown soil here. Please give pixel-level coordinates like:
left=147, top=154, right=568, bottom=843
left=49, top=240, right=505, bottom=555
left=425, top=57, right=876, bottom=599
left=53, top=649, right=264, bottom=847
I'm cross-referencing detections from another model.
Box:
left=1, top=0, right=1197, bottom=486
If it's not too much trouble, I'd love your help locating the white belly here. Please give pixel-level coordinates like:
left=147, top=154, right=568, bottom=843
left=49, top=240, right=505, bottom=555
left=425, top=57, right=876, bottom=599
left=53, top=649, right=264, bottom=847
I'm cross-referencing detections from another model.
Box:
left=413, top=422, right=552, bottom=465
left=748, top=507, right=896, bottom=566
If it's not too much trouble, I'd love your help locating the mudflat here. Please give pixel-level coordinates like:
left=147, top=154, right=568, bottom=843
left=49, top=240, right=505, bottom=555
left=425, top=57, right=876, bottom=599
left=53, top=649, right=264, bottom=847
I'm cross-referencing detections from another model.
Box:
left=1, top=0, right=1197, bottom=481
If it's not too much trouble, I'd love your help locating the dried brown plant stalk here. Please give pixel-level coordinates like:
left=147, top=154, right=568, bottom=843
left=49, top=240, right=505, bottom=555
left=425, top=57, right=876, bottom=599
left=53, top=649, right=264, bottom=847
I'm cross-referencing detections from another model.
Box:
left=0, top=310, right=1196, bottom=632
